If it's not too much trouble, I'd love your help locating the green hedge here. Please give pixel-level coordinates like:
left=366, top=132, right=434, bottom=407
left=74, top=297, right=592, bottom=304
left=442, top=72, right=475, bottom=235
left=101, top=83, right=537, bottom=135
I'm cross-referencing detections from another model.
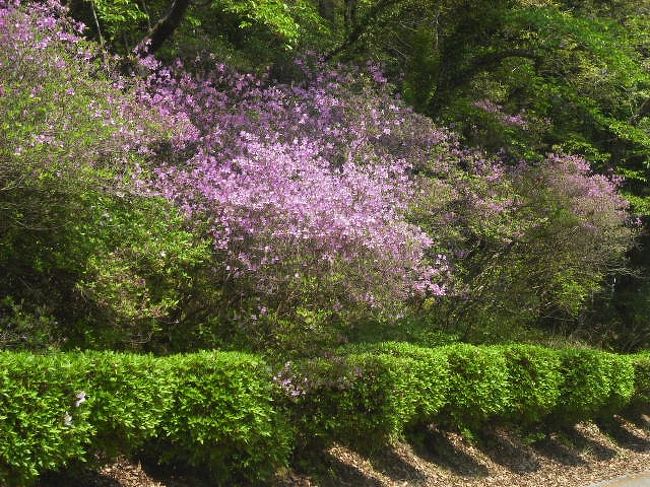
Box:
left=82, top=351, right=174, bottom=458
left=155, top=352, right=291, bottom=484
left=0, top=351, right=289, bottom=486
left=498, top=344, right=564, bottom=424
left=601, top=352, right=635, bottom=416
left=0, top=345, right=646, bottom=485
left=441, top=344, right=510, bottom=427
left=630, top=352, right=650, bottom=409
left=283, top=353, right=418, bottom=444
left=0, top=353, right=93, bottom=486
left=360, top=342, right=450, bottom=425
left=285, top=344, right=450, bottom=445
left=553, top=348, right=635, bottom=423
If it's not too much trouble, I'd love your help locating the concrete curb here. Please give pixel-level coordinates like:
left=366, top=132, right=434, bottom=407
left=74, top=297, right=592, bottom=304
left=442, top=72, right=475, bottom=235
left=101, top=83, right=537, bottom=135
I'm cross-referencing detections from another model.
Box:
left=589, top=472, right=650, bottom=487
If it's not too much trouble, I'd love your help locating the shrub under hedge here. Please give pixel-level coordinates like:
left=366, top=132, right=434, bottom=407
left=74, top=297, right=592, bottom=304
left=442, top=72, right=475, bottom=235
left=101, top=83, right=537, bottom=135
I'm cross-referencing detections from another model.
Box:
left=0, top=344, right=646, bottom=484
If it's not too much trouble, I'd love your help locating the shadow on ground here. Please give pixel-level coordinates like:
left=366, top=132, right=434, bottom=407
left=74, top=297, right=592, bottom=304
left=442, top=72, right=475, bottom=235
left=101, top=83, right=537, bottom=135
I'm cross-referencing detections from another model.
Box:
left=363, top=446, right=427, bottom=484
left=596, top=417, right=650, bottom=453
left=406, top=426, right=489, bottom=477
left=289, top=447, right=381, bottom=487
left=476, top=427, right=540, bottom=473
left=38, top=470, right=122, bottom=487
left=561, top=426, right=618, bottom=461
left=531, top=432, right=589, bottom=466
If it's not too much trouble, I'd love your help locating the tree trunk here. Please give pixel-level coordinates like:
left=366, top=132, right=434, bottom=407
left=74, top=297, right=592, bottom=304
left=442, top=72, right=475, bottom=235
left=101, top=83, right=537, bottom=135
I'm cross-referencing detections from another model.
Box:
left=138, top=0, right=191, bottom=55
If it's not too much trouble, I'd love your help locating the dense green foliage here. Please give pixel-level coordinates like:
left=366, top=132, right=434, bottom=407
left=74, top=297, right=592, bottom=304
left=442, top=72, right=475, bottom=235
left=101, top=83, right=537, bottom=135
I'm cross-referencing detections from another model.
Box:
left=0, top=345, right=646, bottom=484
left=0, top=353, right=93, bottom=485
left=553, top=348, right=635, bottom=423
left=630, top=351, right=650, bottom=408
left=498, top=344, right=564, bottom=425
left=0, top=8, right=212, bottom=350
left=0, top=351, right=288, bottom=485
left=1, top=0, right=650, bottom=482
left=154, top=352, right=291, bottom=483
left=441, top=344, right=510, bottom=426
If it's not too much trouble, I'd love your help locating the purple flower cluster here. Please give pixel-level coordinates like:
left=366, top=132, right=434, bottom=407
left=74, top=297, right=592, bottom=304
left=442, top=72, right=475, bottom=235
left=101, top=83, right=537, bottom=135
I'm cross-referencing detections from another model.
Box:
left=140, top=59, right=452, bottom=311
left=474, top=99, right=529, bottom=128
left=0, top=0, right=173, bottom=182
left=534, top=154, right=631, bottom=233
left=2, top=0, right=634, bottom=329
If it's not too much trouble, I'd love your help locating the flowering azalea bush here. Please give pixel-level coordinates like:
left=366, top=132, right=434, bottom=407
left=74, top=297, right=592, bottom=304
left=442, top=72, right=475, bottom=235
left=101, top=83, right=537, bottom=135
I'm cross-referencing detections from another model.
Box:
left=408, top=135, right=634, bottom=336
left=141, top=58, right=453, bottom=330
left=0, top=0, right=209, bottom=349
left=0, top=0, right=636, bottom=351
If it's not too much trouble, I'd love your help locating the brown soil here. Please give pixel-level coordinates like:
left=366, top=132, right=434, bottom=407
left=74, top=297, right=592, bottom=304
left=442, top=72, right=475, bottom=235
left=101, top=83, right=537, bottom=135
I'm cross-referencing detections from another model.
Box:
left=38, top=414, right=650, bottom=487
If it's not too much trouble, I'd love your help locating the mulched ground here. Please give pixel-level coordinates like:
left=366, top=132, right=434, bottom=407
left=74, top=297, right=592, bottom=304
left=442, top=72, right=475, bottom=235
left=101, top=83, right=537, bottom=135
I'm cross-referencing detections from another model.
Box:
left=39, top=413, right=650, bottom=487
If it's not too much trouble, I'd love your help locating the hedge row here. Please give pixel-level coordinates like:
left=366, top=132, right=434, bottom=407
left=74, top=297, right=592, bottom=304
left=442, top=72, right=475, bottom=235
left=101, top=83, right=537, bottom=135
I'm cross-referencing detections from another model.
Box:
left=288, top=343, right=644, bottom=442
left=0, top=351, right=290, bottom=486
left=0, top=345, right=647, bottom=485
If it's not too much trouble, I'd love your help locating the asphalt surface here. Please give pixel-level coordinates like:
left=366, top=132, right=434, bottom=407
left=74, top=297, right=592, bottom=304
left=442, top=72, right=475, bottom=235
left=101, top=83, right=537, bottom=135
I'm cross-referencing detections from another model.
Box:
left=590, top=473, right=650, bottom=486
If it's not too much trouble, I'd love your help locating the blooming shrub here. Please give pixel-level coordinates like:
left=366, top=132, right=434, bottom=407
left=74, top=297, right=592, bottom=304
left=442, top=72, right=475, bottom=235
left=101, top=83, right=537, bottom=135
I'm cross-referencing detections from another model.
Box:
left=0, top=0, right=636, bottom=351
left=410, top=147, right=634, bottom=336
left=141, top=59, right=452, bottom=323
left=510, top=154, right=633, bottom=318
left=474, top=99, right=529, bottom=128
left=0, top=0, right=209, bottom=349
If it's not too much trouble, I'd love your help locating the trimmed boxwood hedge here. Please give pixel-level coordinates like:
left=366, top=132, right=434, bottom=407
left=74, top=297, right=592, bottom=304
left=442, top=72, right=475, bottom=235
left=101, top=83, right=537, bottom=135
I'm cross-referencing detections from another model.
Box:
left=335, top=342, right=450, bottom=426
left=82, top=351, right=175, bottom=458
left=0, top=353, right=94, bottom=486
left=630, top=352, right=650, bottom=409
left=285, top=344, right=450, bottom=446
left=0, top=351, right=290, bottom=486
left=441, top=344, right=511, bottom=427
left=498, top=344, right=564, bottom=425
left=282, top=353, right=419, bottom=445
left=0, top=344, right=646, bottom=485
left=600, top=352, right=635, bottom=416
left=154, top=351, right=292, bottom=484
left=553, top=348, right=635, bottom=424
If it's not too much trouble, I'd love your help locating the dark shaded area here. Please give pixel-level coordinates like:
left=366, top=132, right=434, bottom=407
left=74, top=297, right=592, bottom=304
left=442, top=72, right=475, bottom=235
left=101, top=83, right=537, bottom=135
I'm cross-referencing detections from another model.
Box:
left=37, top=470, right=122, bottom=487
left=596, top=418, right=650, bottom=453
left=476, top=428, right=540, bottom=474
left=531, top=434, right=588, bottom=467
left=560, top=426, right=617, bottom=461
left=140, top=0, right=191, bottom=54
left=363, top=447, right=427, bottom=484
left=288, top=448, right=381, bottom=487
left=620, top=409, right=650, bottom=430
left=137, top=456, right=212, bottom=487
left=406, top=426, right=489, bottom=477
